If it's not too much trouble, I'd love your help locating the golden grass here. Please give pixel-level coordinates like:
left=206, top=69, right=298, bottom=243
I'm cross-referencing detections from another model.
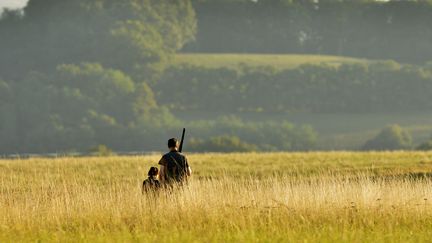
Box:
left=1, top=152, right=432, bottom=242
left=173, top=53, right=367, bottom=70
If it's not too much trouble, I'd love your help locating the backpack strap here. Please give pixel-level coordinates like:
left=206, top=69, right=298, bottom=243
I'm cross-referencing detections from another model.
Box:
left=168, top=154, right=186, bottom=181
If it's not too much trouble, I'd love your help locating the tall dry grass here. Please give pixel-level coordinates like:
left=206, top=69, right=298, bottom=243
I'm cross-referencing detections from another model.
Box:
left=1, top=153, right=432, bottom=242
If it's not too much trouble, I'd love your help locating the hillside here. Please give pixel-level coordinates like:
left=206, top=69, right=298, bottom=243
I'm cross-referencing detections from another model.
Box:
left=174, top=53, right=368, bottom=70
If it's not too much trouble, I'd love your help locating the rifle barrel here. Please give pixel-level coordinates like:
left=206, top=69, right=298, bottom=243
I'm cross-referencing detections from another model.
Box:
left=179, top=128, right=186, bottom=152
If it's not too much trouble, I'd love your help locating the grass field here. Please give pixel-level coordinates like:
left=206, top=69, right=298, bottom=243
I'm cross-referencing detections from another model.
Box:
left=1, top=152, right=432, bottom=242
left=174, top=53, right=368, bottom=70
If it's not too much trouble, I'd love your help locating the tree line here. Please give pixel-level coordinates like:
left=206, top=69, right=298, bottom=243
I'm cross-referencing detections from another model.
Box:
left=185, top=0, right=432, bottom=64
left=156, top=61, right=432, bottom=113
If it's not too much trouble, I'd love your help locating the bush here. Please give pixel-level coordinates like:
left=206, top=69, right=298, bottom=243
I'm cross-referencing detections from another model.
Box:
left=90, top=144, right=114, bottom=157
left=362, top=124, right=412, bottom=151
left=185, top=116, right=317, bottom=151
left=189, top=135, right=257, bottom=153
left=416, top=140, right=432, bottom=151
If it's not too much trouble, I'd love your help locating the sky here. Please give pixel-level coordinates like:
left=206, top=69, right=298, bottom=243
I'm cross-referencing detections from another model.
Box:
left=0, top=0, right=28, bottom=10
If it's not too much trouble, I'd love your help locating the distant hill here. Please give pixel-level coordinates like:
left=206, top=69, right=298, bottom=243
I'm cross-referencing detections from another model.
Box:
left=174, top=53, right=369, bottom=70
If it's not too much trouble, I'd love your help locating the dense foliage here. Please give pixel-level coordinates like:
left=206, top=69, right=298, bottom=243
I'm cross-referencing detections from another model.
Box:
left=362, top=124, right=412, bottom=151
left=0, top=0, right=197, bottom=153
left=0, top=0, right=196, bottom=81
left=416, top=138, right=432, bottom=151
left=190, top=135, right=258, bottom=153
left=186, top=0, right=432, bottom=64
left=0, top=0, right=321, bottom=153
left=186, top=116, right=317, bottom=152
left=0, top=62, right=318, bottom=153
left=156, top=61, right=432, bottom=113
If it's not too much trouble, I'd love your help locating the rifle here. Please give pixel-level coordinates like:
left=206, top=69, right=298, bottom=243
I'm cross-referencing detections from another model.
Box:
left=179, top=128, right=186, bottom=153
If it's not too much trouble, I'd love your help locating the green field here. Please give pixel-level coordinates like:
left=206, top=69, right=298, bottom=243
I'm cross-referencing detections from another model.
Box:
left=174, top=53, right=368, bottom=70
left=1, top=152, right=432, bottom=242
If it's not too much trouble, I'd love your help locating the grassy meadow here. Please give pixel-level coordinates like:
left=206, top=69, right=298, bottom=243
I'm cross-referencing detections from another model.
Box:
left=1, top=152, right=432, bottom=242
left=174, top=53, right=367, bottom=70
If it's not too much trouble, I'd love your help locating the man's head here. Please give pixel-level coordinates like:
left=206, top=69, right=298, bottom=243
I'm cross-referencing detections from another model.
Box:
left=168, top=138, right=179, bottom=150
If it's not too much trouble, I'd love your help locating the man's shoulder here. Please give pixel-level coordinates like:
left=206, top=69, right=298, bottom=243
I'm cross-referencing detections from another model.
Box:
left=164, top=151, right=186, bottom=157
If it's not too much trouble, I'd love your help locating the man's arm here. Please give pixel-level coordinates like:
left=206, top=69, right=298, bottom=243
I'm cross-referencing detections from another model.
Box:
left=158, top=156, right=167, bottom=182
left=185, top=156, right=192, bottom=177
left=159, top=165, right=166, bottom=182
left=187, top=166, right=192, bottom=177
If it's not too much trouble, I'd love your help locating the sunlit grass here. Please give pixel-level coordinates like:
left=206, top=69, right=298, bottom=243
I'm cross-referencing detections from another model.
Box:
left=1, top=152, right=432, bottom=242
left=174, top=53, right=367, bottom=70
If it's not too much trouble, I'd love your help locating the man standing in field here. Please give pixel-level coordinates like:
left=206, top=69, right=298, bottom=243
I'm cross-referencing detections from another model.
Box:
left=158, top=138, right=192, bottom=185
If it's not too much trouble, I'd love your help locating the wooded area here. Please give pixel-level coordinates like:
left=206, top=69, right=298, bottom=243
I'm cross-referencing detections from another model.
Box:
left=157, top=61, right=432, bottom=113
left=186, top=0, right=432, bottom=64
left=1, top=0, right=432, bottom=153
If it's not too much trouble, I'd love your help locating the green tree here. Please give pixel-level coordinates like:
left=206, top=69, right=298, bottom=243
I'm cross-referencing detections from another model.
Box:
left=0, top=63, right=164, bottom=153
left=0, top=79, right=16, bottom=152
left=362, top=124, right=412, bottom=151
left=189, top=135, right=257, bottom=153
left=0, top=0, right=198, bottom=154
left=416, top=140, right=432, bottom=151
left=0, top=0, right=196, bottom=80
